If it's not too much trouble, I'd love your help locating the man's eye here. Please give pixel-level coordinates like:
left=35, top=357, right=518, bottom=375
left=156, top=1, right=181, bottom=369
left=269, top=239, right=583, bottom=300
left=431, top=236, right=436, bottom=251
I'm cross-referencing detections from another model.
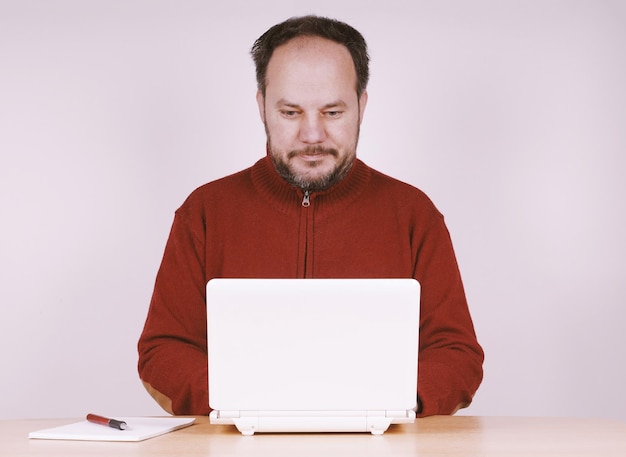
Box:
left=281, top=110, right=298, bottom=117
left=325, top=111, right=342, bottom=118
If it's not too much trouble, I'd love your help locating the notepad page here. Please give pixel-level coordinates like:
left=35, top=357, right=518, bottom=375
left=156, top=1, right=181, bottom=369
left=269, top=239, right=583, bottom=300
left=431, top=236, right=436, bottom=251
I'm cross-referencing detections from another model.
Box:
left=28, top=416, right=195, bottom=442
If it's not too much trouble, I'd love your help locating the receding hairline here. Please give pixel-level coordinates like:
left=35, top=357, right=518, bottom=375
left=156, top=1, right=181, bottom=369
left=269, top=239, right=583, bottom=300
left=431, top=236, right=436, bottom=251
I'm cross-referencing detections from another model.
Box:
left=263, top=36, right=360, bottom=96
left=251, top=15, right=370, bottom=97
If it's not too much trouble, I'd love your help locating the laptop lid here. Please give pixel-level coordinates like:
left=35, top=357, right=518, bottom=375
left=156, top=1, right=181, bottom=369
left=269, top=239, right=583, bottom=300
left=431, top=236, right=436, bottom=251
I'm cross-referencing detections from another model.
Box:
left=206, top=278, right=420, bottom=434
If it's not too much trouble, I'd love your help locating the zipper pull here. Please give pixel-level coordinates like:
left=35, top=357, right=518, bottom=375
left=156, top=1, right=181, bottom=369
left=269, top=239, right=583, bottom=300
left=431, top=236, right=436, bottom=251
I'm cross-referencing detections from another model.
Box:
left=302, top=190, right=311, bottom=207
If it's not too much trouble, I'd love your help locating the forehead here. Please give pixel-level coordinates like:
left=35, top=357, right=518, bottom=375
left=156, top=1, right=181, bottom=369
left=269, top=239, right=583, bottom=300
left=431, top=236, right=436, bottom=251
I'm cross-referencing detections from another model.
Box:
left=265, top=36, right=357, bottom=99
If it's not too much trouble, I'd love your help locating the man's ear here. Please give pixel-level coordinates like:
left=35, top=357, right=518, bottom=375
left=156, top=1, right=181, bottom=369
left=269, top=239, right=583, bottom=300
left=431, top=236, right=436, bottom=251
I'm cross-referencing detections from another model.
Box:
left=358, top=90, right=368, bottom=124
left=256, top=91, right=266, bottom=123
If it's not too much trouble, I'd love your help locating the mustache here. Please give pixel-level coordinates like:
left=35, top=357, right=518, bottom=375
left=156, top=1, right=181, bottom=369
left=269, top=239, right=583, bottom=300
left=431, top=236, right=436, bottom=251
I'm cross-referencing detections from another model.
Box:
left=287, top=146, right=339, bottom=159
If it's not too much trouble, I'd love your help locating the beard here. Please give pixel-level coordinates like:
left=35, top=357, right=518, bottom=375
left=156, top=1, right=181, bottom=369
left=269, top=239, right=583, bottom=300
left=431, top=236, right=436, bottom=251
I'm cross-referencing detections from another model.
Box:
left=268, top=145, right=355, bottom=192
left=265, top=117, right=361, bottom=192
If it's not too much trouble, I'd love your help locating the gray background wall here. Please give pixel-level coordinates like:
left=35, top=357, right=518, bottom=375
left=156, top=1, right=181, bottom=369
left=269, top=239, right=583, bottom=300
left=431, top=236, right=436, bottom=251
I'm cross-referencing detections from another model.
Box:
left=1, top=0, right=625, bottom=421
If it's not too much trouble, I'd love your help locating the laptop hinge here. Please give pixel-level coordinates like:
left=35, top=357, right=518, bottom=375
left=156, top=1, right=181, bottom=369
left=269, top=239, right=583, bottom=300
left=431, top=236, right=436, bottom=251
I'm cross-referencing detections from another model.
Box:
left=386, top=409, right=416, bottom=424
left=215, top=410, right=240, bottom=419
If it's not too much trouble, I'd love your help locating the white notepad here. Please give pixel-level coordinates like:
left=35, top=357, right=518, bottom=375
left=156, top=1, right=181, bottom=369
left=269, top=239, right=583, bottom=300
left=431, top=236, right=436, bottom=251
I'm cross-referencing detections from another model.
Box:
left=28, top=416, right=195, bottom=442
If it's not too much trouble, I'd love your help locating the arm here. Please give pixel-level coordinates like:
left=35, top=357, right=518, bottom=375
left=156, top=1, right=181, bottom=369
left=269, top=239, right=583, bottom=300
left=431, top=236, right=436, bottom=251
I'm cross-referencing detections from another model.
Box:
left=137, top=206, right=211, bottom=415
left=414, top=217, right=484, bottom=417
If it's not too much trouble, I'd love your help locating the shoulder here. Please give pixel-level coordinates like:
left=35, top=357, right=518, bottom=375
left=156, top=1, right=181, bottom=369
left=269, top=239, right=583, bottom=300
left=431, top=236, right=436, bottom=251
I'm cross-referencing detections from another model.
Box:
left=177, top=161, right=259, bottom=213
left=361, top=161, right=443, bottom=218
left=192, top=165, right=255, bottom=198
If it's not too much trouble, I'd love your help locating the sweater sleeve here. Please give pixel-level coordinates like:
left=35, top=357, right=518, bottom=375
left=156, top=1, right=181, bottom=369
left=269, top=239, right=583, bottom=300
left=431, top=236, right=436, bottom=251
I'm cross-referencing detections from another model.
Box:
left=414, top=215, right=484, bottom=417
left=137, top=205, right=211, bottom=415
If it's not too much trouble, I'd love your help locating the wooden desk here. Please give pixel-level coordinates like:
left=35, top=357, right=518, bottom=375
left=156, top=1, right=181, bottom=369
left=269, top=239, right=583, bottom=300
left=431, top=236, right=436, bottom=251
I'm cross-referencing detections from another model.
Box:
left=3, top=415, right=626, bottom=456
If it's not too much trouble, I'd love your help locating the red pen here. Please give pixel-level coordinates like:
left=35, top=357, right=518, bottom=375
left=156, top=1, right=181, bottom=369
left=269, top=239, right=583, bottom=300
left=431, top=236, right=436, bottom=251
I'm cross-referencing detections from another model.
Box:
left=86, top=413, right=128, bottom=430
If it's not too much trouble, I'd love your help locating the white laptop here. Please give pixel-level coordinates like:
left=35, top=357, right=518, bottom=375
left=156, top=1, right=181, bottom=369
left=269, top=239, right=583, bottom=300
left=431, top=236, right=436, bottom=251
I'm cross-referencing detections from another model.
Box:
left=206, top=278, right=420, bottom=435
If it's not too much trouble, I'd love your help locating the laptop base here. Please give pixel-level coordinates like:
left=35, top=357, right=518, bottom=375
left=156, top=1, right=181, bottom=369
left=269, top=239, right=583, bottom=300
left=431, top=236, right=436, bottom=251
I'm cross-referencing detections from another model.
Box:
left=209, top=410, right=416, bottom=436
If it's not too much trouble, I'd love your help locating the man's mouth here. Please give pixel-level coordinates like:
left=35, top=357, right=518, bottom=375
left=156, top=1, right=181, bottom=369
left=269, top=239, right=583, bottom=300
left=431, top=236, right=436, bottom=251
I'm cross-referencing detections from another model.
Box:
left=289, top=147, right=338, bottom=160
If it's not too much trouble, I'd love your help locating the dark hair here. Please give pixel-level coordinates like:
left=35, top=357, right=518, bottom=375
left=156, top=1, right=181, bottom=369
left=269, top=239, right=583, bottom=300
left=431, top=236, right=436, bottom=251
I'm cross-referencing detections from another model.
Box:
left=251, top=15, right=370, bottom=97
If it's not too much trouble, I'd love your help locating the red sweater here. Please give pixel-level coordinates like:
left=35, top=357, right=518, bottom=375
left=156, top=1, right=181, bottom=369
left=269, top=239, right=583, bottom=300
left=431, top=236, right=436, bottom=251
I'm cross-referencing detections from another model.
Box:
left=138, top=157, right=483, bottom=417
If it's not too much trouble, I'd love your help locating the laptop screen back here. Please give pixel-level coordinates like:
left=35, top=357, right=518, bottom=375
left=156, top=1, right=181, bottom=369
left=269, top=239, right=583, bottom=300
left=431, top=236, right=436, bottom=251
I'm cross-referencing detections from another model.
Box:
left=207, top=278, right=420, bottom=413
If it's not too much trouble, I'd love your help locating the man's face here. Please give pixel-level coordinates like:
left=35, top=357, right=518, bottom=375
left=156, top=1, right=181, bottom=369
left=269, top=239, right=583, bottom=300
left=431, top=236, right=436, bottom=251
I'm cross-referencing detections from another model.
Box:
left=257, top=36, right=368, bottom=192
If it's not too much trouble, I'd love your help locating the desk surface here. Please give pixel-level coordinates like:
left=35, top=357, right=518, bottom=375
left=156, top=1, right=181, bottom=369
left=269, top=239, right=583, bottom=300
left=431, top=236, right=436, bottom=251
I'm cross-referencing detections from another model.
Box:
left=3, top=415, right=626, bottom=456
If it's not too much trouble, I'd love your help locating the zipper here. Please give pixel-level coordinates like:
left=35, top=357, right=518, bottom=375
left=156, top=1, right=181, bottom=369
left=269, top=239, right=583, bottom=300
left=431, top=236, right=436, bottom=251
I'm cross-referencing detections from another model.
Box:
left=302, top=190, right=311, bottom=207
left=298, top=189, right=313, bottom=278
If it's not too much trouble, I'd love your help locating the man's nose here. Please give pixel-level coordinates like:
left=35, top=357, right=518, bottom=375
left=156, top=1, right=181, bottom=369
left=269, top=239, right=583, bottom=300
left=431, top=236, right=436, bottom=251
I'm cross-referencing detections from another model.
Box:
left=299, top=114, right=327, bottom=144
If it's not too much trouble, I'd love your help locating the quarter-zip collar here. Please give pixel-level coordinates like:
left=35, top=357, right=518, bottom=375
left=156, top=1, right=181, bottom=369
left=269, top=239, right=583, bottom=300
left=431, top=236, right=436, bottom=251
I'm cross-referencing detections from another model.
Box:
left=251, top=156, right=371, bottom=215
